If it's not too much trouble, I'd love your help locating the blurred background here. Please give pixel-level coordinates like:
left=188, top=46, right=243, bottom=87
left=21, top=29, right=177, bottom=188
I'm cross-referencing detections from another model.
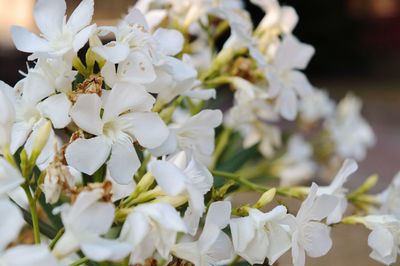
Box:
left=0, top=1, right=399, bottom=265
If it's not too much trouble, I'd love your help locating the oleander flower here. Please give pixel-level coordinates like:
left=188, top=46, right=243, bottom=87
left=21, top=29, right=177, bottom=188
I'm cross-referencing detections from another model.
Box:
left=53, top=189, right=131, bottom=261
left=66, top=82, right=169, bottom=184
left=173, top=201, right=234, bottom=266
left=290, top=183, right=338, bottom=266
left=119, top=202, right=187, bottom=264
left=363, top=215, right=400, bottom=265
left=11, top=0, right=96, bottom=59
left=266, top=35, right=314, bottom=120
left=318, top=159, right=358, bottom=224
left=374, top=172, right=400, bottom=218
left=149, top=109, right=222, bottom=166
left=150, top=151, right=213, bottom=235
left=230, top=205, right=293, bottom=265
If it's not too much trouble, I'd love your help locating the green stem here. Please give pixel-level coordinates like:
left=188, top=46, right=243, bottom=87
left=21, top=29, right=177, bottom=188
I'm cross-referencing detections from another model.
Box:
left=49, top=228, right=65, bottom=250
left=210, top=127, right=232, bottom=170
left=211, top=170, right=269, bottom=192
left=69, top=257, right=89, bottom=266
left=22, top=185, right=40, bottom=244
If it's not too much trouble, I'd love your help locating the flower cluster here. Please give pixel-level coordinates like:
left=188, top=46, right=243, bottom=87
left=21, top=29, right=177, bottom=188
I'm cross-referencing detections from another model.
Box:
left=0, top=0, right=396, bottom=266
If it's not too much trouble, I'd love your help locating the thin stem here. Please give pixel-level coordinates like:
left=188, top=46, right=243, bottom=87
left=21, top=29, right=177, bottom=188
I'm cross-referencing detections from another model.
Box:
left=210, top=127, right=232, bottom=170
left=22, top=185, right=41, bottom=244
left=49, top=228, right=65, bottom=250
left=69, top=257, right=89, bottom=266
left=211, top=170, right=269, bottom=192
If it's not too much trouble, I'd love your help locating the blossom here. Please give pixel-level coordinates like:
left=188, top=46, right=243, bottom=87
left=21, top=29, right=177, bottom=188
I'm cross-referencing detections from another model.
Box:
left=149, top=109, right=222, bottom=165
left=363, top=215, right=400, bottom=265
left=290, top=183, right=338, bottom=266
left=65, top=82, right=169, bottom=184
left=0, top=244, right=62, bottom=266
left=318, top=159, right=358, bottom=224
left=325, top=93, right=375, bottom=161
left=93, top=8, right=183, bottom=64
left=0, top=158, right=24, bottom=196
left=9, top=69, right=71, bottom=155
left=275, top=135, right=316, bottom=186
left=172, top=201, right=234, bottom=266
left=150, top=152, right=213, bottom=235
left=230, top=205, right=293, bottom=265
left=299, top=89, right=335, bottom=123
left=11, top=0, right=96, bottom=59
left=119, top=202, right=187, bottom=264
left=53, top=189, right=131, bottom=261
left=266, top=35, right=314, bottom=120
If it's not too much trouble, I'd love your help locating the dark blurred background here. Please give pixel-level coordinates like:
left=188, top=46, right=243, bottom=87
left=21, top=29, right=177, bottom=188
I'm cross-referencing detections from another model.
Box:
left=0, top=0, right=399, bottom=187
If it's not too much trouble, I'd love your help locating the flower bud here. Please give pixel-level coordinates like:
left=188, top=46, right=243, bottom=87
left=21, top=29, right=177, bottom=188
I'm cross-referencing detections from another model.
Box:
left=30, top=121, right=52, bottom=163
left=254, top=188, right=276, bottom=209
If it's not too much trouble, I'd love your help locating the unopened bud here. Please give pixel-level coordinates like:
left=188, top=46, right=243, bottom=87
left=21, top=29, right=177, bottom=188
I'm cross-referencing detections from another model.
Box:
left=31, top=121, right=52, bottom=163
left=254, top=188, right=276, bottom=209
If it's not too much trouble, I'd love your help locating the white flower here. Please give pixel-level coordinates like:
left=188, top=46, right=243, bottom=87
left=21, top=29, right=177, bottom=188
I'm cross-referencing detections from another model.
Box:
left=0, top=244, right=62, bottom=266
left=290, top=183, right=338, bottom=266
left=276, top=135, right=316, bottom=186
left=266, top=35, right=314, bottom=120
left=0, top=200, right=25, bottom=252
left=53, top=189, right=131, bottom=262
left=230, top=205, right=293, bottom=265
left=375, top=172, right=400, bottom=218
left=11, top=0, right=96, bottom=59
left=0, top=81, right=16, bottom=149
left=119, top=202, right=187, bottom=264
left=10, top=70, right=71, bottom=155
left=94, top=8, right=183, bottom=64
left=299, top=89, right=335, bottom=123
left=66, top=82, right=169, bottom=184
left=318, top=159, right=358, bottom=224
left=150, top=152, right=213, bottom=235
left=173, top=201, right=234, bottom=266
left=149, top=109, right=222, bottom=166
left=325, top=93, right=375, bottom=161
left=363, top=215, right=400, bottom=265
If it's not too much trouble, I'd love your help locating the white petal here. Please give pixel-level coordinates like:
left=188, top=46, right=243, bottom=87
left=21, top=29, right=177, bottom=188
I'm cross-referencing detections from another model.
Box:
left=34, top=0, right=65, bottom=39
left=368, top=227, right=395, bottom=258
left=81, top=238, right=132, bottom=262
left=292, top=232, right=306, bottom=266
left=287, top=70, right=312, bottom=97
left=266, top=222, right=292, bottom=264
left=10, top=122, right=32, bottom=153
left=0, top=158, right=24, bottom=195
left=119, top=211, right=150, bottom=248
left=118, top=52, right=156, bottom=84
left=147, top=129, right=178, bottom=157
left=121, top=112, right=169, bottom=149
left=274, top=35, right=315, bottom=70
left=11, top=26, right=50, bottom=54
left=106, top=173, right=135, bottom=202
left=205, top=231, right=235, bottom=265
left=70, top=94, right=103, bottom=135
left=37, top=93, right=71, bottom=128
left=101, top=62, right=118, bottom=87
left=108, top=142, right=140, bottom=185
left=280, top=7, right=299, bottom=33
left=172, top=242, right=200, bottom=265
left=65, top=136, right=111, bottom=175
left=0, top=200, right=24, bottom=250
left=149, top=160, right=186, bottom=196
left=230, top=217, right=255, bottom=253
left=329, top=159, right=358, bottom=193
left=308, top=194, right=338, bottom=221
left=205, top=201, right=231, bottom=229
left=67, top=0, right=94, bottom=33
left=93, top=41, right=130, bottom=64
left=302, top=222, right=332, bottom=258
left=124, top=8, right=149, bottom=29
left=2, top=244, right=61, bottom=266
left=23, top=72, right=53, bottom=104
left=73, top=24, right=97, bottom=52
left=102, top=82, right=154, bottom=122
left=277, top=87, right=297, bottom=120
left=153, top=28, right=184, bottom=56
